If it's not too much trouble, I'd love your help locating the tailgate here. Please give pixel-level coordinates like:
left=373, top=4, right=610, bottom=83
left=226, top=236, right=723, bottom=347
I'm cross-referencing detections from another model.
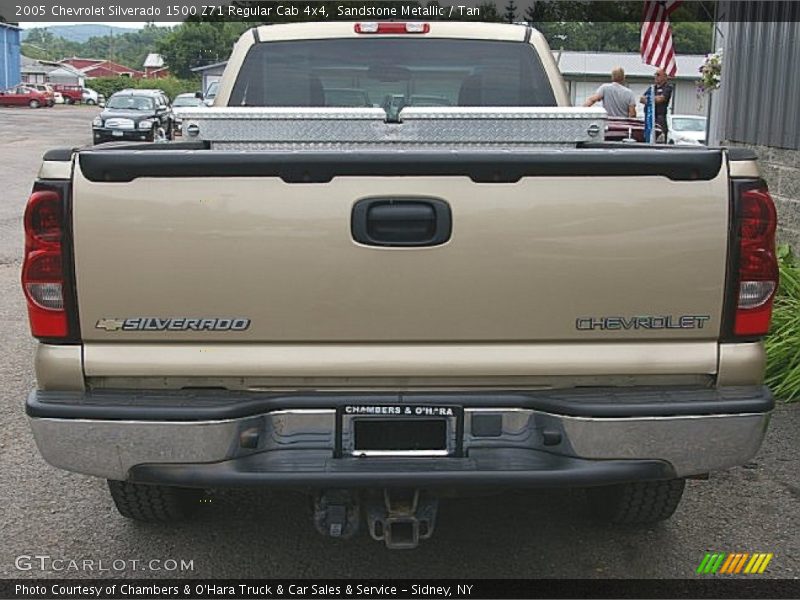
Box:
left=72, top=149, right=729, bottom=348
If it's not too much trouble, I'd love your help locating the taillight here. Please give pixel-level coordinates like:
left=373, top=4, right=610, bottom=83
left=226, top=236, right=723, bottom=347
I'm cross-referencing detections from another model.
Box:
left=22, top=189, right=68, bottom=338
left=355, top=22, right=430, bottom=34
left=733, top=185, right=778, bottom=337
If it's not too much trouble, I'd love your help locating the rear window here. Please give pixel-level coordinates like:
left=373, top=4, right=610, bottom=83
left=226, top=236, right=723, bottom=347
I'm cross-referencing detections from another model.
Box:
left=229, top=38, right=556, bottom=117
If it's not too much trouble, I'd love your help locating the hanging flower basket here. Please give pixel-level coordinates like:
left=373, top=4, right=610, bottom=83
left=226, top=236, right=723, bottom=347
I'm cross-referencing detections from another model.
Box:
left=697, top=50, right=722, bottom=94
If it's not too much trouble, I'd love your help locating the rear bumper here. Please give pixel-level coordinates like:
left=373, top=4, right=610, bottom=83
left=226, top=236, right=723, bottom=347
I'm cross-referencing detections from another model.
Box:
left=27, top=387, right=773, bottom=486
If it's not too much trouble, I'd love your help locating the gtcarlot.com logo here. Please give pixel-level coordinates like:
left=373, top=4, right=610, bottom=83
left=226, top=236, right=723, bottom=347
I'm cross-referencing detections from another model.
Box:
left=697, top=552, right=774, bottom=575
left=15, top=555, right=194, bottom=573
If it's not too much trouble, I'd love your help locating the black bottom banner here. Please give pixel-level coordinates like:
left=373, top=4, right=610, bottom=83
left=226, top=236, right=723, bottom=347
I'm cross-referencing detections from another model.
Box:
left=2, top=579, right=800, bottom=600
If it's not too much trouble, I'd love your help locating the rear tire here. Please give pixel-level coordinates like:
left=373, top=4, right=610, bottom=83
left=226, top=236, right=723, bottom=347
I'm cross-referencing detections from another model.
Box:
left=86, top=99, right=96, bottom=105
left=587, top=478, right=685, bottom=524
left=65, top=97, right=74, bottom=105
left=108, top=480, right=203, bottom=522
left=29, top=99, right=40, bottom=109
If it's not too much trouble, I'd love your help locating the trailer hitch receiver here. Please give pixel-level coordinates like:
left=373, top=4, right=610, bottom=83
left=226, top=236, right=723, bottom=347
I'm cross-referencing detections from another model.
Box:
left=366, top=489, right=438, bottom=549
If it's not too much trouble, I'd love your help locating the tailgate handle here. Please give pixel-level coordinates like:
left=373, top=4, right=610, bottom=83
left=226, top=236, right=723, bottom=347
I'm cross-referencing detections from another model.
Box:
left=352, top=198, right=451, bottom=247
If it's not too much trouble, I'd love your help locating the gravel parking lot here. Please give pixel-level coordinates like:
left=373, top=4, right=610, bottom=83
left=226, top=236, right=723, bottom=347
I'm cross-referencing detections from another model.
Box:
left=0, top=105, right=798, bottom=581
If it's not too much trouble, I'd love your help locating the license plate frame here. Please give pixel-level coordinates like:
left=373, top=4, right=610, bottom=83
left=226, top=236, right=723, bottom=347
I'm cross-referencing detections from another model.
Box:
left=337, top=405, right=463, bottom=458
left=112, top=130, right=124, bottom=137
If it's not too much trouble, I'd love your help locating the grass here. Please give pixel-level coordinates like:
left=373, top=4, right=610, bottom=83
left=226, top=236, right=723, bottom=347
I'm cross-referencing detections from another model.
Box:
left=765, top=245, right=800, bottom=402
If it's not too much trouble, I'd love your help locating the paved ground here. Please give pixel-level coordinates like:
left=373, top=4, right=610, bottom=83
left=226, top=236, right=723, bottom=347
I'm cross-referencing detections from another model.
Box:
left=0, top=106, right=798, bottom=580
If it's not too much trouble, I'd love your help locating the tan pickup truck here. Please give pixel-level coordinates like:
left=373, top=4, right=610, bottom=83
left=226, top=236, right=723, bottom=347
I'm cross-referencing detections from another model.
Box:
left=23, top=22, right=777, bottom=549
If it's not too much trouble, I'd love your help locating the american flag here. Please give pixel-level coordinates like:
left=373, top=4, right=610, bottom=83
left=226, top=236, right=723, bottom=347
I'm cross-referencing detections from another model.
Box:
left=640, top=0, right=682, bottom=76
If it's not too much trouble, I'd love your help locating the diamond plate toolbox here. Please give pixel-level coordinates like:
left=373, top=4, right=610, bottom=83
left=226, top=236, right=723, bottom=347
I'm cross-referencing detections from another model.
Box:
left=174, top=106, right=607, bottom=148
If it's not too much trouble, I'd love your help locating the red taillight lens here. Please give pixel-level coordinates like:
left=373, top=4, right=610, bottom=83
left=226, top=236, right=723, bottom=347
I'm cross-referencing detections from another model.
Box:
left=22, top=189, right=68, bottom=338
left=25, top=190, right=63, bottom=246
left=355, top=22, right=430, bottom=34
left=734, top=186, right=778, bottom=337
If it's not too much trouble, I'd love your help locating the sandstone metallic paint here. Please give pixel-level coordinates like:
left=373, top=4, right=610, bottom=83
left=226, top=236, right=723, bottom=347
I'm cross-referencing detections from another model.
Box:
left=728, top=159, right=760, bottom=179
left=717, top=342, right=766, bottom=386
left=38, top=160, right=72, bottom=181
left=35, top=344, right=84, bottom=391
left=72, top=166, right=729, bottom=348
left=36, top=336, right=763, bottom=391
left=81, top=341, right=718, bottom=379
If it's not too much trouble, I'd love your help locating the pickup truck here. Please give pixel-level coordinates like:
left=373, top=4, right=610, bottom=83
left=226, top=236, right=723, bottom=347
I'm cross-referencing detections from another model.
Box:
left=24, top=22, right=777, bottom=549
left=51, top=84, right=85, bottom=105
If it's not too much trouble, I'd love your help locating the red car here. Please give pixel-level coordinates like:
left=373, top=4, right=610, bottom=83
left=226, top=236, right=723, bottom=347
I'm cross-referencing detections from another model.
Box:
left=22, top=83, right=56, bottom=106
left=0, top=86, right=51, bottom=108
left=52, top=84, right=85, bottom=104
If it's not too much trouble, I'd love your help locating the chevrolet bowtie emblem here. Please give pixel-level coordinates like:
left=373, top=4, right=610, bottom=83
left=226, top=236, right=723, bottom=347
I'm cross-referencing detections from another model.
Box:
left=95, top=318, right=125, bottom=331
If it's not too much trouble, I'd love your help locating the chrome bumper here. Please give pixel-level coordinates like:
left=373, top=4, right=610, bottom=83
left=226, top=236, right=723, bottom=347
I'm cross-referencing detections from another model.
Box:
left=28, top=405, right=770, bottom=482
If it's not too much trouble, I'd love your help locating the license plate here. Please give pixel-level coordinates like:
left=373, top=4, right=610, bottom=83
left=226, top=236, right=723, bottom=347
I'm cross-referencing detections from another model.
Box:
left=112, top=130, right=124, bottom=137
left=339, top=405, right=462, bottom=457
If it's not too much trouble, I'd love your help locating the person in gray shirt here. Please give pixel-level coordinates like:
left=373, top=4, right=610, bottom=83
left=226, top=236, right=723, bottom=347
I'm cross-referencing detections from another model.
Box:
left=583, top=67, right=637, bottom=118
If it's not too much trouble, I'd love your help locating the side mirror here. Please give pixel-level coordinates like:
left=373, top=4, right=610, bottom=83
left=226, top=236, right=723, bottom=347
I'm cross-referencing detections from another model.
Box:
left=195, top=91, right=203, bottom=99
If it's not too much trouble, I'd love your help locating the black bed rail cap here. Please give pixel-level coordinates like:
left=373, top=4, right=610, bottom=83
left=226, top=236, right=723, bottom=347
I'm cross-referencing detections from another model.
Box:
left=78, top=147, right=724, bottom=184
left=42, top=147, right=77, bottom=162
left=726, top=147, right=759, bottom=162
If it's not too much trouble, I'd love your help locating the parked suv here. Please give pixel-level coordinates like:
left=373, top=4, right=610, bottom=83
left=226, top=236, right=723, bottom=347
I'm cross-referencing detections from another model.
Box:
left=92, top=89, right=173, bottom=144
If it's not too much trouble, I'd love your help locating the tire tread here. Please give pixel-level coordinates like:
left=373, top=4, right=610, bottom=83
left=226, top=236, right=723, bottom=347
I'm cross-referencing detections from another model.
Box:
left=107, top=480, right=201, bottom=522
left=588, top=479, right=685, bottom=524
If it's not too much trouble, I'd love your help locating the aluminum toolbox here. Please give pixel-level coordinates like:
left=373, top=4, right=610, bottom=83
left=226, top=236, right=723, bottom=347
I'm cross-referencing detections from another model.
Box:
left=174, top=106, right=607, bottom=150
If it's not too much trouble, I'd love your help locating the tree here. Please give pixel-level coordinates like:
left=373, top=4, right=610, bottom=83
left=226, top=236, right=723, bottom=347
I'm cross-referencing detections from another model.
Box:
left=20, top=25, right=171, bottom=69
left=157, top=21, right=248, bottom=79
left=504, top=0, right=518, bottom=23
left=478, top=2, right=502, bottom=22
left=672, top=22, right=714, bottom=55
left=21, top=29, right=82, bottom=61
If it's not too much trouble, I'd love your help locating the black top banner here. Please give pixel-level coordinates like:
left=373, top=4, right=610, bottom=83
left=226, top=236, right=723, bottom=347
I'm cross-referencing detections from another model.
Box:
left=2, top=1, right=799, bottom=24
left=3, top=579, right=800, bottom=600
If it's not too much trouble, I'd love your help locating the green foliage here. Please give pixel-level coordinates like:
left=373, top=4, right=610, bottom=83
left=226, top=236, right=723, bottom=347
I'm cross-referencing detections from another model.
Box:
left=523, top=0, right=715, bottom=23
left=504, top=0, right=518, bottom=23
left=531, top=21, right=712, bottom=54
left=156, top=21, right=249, bottom=79
left=22, top=28, right=81, bottom=61
left=478, top=2, right=502, bottom=21
left=672, top=21, right=717, bottom=56
left=765, top=245, right=800, bottom=402
left=89, top=76, right=201, bottom=101
left=522, top=1, right=714, bottom=54
left=21, top=24, right=171, bottom=70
